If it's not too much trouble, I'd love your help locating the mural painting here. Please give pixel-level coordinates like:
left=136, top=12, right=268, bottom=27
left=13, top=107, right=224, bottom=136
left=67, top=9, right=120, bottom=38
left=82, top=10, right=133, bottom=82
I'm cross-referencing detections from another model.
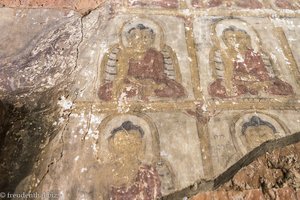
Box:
left=107, top=121, right=161, bottom=199
left=231, top=112, right=289, bottom=155
left=208, top=19, right=294, bottom=98
left=241, top=116, right=277, bottom=149
left=96, top=114, right=176, bottom=198
left=4, top=3, right=300, bottom=199
left=98, top=18, right=186, bottom=102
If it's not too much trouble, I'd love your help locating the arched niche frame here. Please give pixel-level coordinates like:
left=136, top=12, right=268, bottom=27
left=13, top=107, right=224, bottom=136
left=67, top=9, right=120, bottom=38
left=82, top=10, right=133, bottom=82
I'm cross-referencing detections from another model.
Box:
left=230, top=111, right=291, bottom=155
left=96, top=113, right=160, bottom=164
left=96, top=113, right=178, bottom=194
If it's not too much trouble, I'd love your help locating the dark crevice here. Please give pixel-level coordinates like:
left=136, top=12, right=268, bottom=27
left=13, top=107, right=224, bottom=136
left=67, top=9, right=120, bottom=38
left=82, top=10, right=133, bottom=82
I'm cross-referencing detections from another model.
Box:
left=0, top=85, right=69, bottom=195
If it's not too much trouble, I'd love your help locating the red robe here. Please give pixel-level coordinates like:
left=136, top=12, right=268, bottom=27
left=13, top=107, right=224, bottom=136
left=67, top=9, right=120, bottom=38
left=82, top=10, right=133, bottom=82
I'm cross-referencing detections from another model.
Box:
left=110, top=165, right=161, bottom=200
left=98, top=48, right=185, bottom=101
left=209, top=49, right=294, bottom=98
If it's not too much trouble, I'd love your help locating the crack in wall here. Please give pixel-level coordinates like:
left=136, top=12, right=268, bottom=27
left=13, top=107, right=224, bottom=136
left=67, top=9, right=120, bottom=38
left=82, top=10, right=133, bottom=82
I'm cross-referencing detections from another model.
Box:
left=33, top=89, right=79, bottom=190
left=75, top=16, right=84, bottom=72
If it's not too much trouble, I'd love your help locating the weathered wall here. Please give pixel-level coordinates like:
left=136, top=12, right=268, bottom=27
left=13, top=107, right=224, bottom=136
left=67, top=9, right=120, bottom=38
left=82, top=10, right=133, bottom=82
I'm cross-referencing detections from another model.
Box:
left=0, top=0, right=300, bottom=199
left=0, top=0, right=105, bottom=14
left=0, top=7, right=82, bottom=195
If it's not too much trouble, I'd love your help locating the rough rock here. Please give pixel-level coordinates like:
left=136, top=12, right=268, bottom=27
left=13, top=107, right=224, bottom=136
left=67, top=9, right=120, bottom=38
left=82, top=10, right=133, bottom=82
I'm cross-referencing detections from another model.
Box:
left=192, top=142, right=300, bottom=200
left=0, top=8, right=82, bottom=194
left=0, top=0, right=105, bottom=14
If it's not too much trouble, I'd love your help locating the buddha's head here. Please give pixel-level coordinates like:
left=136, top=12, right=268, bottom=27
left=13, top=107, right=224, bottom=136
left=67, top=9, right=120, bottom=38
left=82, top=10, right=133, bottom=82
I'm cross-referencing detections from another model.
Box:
left=244, top=125, right=275, bottom=149
left=108, top=121, right=145, bottom=159
left=222, top=26, right=251, bottom=52
left=126, top=24, right=155, bottom=52
left=242, top=116, right=276, bottom=149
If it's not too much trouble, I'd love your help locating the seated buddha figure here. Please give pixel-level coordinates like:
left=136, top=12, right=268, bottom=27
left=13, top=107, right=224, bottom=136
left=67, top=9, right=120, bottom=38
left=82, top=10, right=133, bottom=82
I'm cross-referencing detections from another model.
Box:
left=108, top=121, right=161, bottom=200
left=208, top=26, right=294, bottom=98
left=98, top=22, right=185, bottom=101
